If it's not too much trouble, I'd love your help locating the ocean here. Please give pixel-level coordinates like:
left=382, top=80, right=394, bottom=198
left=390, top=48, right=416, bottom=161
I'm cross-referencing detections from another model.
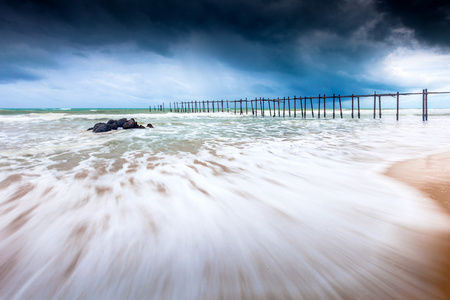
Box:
left=1, top=108, right=450, bottom=299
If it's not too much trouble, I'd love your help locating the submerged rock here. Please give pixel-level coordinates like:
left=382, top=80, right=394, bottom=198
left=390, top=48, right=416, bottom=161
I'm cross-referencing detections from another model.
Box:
left=123, top=118, right=138, bottom=129
left=117, top=118, right=128, bottom=127
left=87, top=122, right=105, bottom=131
left=88, top=118, right=151, bottom=132
left=107, top=119, right=119, bottom=130
left=92, top=123, right=111, bottom=133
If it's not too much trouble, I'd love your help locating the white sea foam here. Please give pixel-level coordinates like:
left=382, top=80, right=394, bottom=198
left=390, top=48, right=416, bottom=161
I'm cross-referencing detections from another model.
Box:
left=0, top=109, right=450, bottom=299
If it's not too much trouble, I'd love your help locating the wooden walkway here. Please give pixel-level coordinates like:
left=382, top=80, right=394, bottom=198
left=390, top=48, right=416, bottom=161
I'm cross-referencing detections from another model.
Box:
left=150, top=89, right=450, bottom=121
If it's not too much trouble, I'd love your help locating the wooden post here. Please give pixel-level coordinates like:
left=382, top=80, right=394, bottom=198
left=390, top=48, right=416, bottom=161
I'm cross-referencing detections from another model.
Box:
left=373, top=92, right=376, bottom=119
left=425, top=88, right=428, bottom=121
left=339, top=95, right=343, bottom=118
left=351, top=94, right=354, bottom=118
left=422, top=89, right=425, bottom=121
left=378, top=96, right=382, bottom=118
left=288, top=96, right=291, bottom=117
left=240, top=99, right=243, bottom=115
left=304, top=97, right=307, bottom=118
left=294, top=96, right=296, bottom=118
left=283, top=97, right=286, bottom=118
left=234, top=100, right=237, bottom=115
left=268, top=98, right=272, bottom=117
left=276, top=98, right=279, bottom=117
left=255, top=98, right=258, bottom=117
left=222, top=100, right=224, bottom=113
left=251, top=99, right=255, bottom=115
left=324, top=94, right=326, bottom=118
left=318, top=95, right=321, bottom=119
left=357, top=96, right=360, bottom=119
left=333, top=94, right=335, bottom=119
left=261, top=97, right=264, bottom=117
left=396, top=92, right=399, bottom=121
left=310, top=97, right=314, bottom=118
left=207, top=100, right=209, bottom=113
left=300, top=96, right=304, bottom=118
left=246, top=97, right=248, bottom=115
left=212, top=101, right=215, bottom=113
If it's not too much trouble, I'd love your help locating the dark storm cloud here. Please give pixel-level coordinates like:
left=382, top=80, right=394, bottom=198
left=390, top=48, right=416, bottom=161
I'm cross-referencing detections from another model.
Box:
left=0, top=0, right=448, bottom=87
left=0, top=0, right=379, bottom=48
left=376, top=0, right=450, bottom=47
left=0, top=0, right=384, bottom=84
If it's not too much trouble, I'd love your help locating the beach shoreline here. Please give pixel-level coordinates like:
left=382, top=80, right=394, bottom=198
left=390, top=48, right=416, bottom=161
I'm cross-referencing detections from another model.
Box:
left=386, top=151, right=450, bottom=214
left=385, top=152, right=450, bottom=299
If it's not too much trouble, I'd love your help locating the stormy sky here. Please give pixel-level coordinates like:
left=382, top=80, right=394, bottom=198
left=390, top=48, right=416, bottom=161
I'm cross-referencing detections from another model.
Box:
left=0, top=0, right=449, bottom=108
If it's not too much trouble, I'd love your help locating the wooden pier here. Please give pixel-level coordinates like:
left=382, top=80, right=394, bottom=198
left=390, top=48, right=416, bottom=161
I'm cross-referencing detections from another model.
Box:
left=150, top=89, right=450, bottom=121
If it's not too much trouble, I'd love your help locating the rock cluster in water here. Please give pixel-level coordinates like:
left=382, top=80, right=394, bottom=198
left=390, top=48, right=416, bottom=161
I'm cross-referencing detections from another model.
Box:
left=88, top=118, right=154, bottom=133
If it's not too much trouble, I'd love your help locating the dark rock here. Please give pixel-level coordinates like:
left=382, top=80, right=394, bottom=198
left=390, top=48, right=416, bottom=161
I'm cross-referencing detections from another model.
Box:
left=107, top=119, right=119, bottom=130
left=117, top=118, right=128, bottom=127
left=89, top=123, right=103, bottom=131
left=92, top=123, right=111, bottom=133
left=89, top=118, right=148, bottom=132
left=123, top=118, right=138, bottom=129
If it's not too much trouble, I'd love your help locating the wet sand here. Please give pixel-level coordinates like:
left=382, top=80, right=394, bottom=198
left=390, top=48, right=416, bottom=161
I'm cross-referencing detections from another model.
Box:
left=386, top=152, right=450, bottom=299
left=386, top=152, right=450, bottom=213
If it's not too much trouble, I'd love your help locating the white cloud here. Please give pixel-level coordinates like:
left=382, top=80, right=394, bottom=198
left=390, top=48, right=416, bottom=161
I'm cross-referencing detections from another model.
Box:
left=365, top=47, right=450, bottom=91
left=358, top=47, right=450, bottom=107
left=0, top=44, right=283, bottom=108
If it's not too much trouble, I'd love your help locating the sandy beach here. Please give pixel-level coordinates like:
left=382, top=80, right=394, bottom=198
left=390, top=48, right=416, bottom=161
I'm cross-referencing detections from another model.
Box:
left=386, top=152, right=450, bottom=299
left=386, top=152, right=450, bottom=213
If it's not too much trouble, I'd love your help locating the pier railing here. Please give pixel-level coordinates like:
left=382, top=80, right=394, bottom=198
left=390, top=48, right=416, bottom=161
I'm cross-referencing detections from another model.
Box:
left=150, top=89, right=450, bottom=121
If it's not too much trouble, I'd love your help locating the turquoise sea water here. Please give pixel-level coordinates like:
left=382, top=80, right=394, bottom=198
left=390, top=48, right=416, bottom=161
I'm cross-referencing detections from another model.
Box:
left=1, top=108, right=450, bottom=299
